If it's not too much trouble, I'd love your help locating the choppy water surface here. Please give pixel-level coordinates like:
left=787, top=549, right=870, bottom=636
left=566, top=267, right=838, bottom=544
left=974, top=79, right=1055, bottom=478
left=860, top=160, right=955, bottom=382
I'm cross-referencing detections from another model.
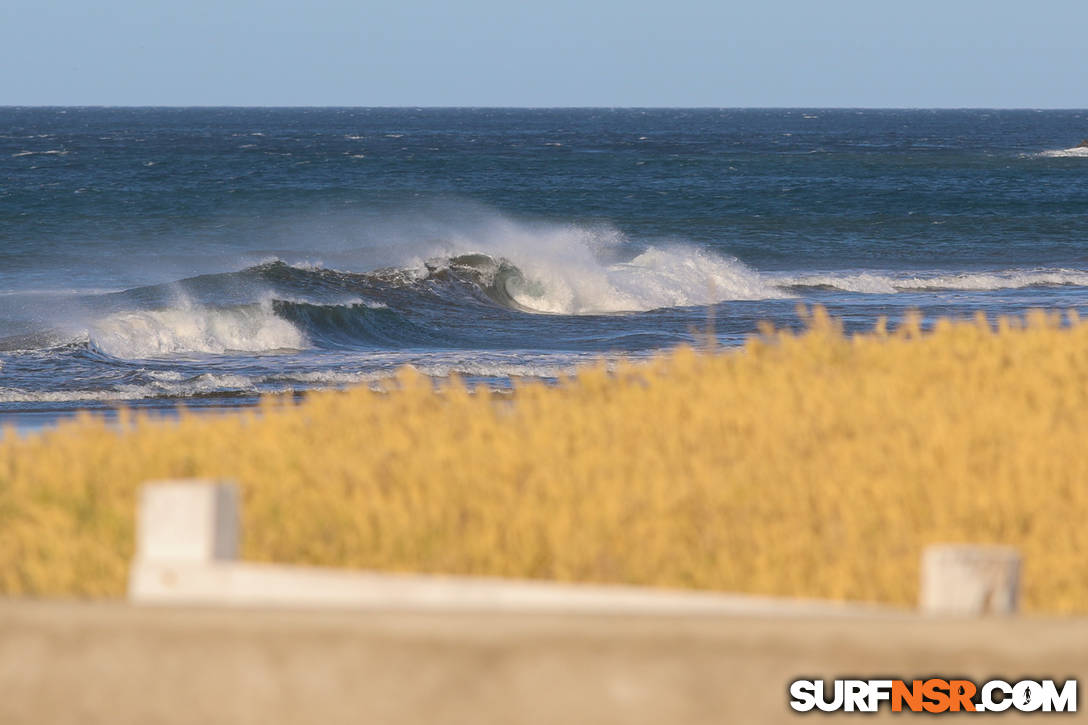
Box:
left=2, top=108, right=1087, bottom=426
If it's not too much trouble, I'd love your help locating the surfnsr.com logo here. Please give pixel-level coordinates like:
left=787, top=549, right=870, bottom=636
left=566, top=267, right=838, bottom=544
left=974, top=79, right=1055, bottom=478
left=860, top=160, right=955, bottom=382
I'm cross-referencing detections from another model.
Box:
left=789, top=679, right=1077, bottom=713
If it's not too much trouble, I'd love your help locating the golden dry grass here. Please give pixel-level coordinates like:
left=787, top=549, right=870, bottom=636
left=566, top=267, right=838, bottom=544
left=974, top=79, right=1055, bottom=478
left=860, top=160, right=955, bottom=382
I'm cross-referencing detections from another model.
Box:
left=2, top=308, right=1087, bottom=612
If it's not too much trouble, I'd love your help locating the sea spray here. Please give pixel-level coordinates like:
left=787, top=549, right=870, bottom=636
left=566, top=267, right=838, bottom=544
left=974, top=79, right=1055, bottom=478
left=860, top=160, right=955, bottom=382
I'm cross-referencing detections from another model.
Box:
left=88, top=299, right=306, bottom=358
left=423, top=217, right=787, bottom=313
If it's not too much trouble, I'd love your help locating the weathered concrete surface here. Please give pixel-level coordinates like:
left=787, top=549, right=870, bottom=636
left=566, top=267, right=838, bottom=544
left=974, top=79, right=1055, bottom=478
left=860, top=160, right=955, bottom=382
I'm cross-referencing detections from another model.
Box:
left=1, top=599, right=1084, bottom=724
left=130, top=559, right=902, bottom=616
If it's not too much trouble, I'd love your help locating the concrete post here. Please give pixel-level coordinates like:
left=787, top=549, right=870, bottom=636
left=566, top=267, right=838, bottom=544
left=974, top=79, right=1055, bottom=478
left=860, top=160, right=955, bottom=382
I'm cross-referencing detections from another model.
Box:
left=127, top=479, right=905, bottom=614
left=135, top=480, right=239, bottom=564
left=920, top=544, right=1021, bottom=616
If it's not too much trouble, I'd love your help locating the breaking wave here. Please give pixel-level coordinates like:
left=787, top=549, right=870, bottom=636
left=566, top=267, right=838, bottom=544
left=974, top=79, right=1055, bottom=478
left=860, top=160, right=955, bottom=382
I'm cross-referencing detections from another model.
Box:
left=775, top=269, right=1088, bottom=294
left=20, top=258, right=1088, bottom=362
left=422, top=218, right=785, bottom=313
left=1036, top=147, right=1088, bottom=158
left=467, top=244, right=786, bottom=313
left=71, top=235, right=787, bottom=360
left=8, top=211, right=1088, bottom=368
left=88, top=301, right=307, bottom=358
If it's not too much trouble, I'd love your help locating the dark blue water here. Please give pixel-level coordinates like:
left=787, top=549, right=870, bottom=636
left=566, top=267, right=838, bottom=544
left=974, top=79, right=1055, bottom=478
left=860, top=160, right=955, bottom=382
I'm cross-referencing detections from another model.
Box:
left=3, top=108, right=1087, bottom=426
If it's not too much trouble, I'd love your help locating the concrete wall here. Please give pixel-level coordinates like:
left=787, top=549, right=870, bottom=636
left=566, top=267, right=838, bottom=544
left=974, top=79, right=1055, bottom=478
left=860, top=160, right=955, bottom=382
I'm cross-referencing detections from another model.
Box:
left=2, top=600, right=1083, bottom=724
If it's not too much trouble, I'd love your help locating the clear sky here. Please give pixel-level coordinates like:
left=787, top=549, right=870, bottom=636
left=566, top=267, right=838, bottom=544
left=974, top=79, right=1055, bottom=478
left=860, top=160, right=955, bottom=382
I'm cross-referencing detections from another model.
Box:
left=2, top=0, right=1085, bottom=107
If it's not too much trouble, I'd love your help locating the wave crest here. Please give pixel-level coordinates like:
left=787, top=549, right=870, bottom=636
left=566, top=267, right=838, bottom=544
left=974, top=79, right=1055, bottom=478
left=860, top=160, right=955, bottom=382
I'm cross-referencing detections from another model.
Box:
left=88, top=301, right=306, bottom=359
left=431, top=220, right=788, bottom=313
left=424, top=247, right=786, bottom=315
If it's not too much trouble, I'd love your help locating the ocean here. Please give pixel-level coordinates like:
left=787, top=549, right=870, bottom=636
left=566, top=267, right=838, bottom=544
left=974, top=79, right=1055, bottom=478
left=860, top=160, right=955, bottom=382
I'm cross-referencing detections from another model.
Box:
left=2, top=107, right=1087, bottom=430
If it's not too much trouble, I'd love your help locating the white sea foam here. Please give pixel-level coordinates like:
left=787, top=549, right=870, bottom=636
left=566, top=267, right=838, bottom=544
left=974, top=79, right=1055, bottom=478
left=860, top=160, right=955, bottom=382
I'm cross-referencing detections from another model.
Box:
left=147, top=370, right=185, bottom=382
left=257, top=347, right=619, bottom=390
left=0, top=356, right=600, bottom=404
left=0, top=387, right=132, bottom=403
left=1036, top=147, right=1088, bottom=158
left=434, top=219, right=789, bottom=314
left=268, top=354, right=596, bottom=386
left=88, top=301, right=306, bottom=359
left=0, top=373, right=259, bottom=403
left=772, top=272, right=900, bottom=294
left=774, top=268, right=1088, bottom=293
left=0, top=362, right=576, bottom=403
left=342, top=297, right=387, bottom=309
left=270, top=370, right=384, bottom=385
left=12, top=149, right=68, bottom=157
left=411, top=360, right=583, bottom=379
left=120, top=373, right=256, bottom=396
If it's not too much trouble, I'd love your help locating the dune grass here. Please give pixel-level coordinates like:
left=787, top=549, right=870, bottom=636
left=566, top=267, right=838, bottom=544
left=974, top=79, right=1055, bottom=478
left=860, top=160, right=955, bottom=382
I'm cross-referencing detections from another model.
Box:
left=2, top=307, right=1087, bottom=612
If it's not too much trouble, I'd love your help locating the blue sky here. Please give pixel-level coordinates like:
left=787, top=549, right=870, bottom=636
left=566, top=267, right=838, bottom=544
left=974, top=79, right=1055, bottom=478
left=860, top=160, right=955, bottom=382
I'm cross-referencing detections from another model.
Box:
left=1, top=0, right=1085, bottom=107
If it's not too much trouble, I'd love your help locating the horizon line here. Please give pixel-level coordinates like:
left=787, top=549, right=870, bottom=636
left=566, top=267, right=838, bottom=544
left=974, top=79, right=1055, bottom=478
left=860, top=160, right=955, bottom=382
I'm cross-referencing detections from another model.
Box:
left=2, top=105, right=1087, bottom=112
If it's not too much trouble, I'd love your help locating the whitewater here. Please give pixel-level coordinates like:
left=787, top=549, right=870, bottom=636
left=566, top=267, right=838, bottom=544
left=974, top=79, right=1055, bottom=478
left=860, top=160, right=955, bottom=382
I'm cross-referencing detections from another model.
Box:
left=2, top=107, right=1087, bottom=424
